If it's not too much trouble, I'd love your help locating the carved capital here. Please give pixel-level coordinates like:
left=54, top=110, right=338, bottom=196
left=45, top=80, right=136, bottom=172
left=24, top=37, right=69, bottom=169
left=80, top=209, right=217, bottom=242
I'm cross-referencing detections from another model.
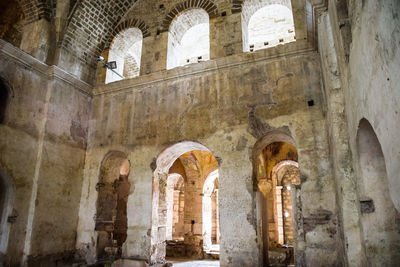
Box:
left=258, top=179, right=272, bottom=197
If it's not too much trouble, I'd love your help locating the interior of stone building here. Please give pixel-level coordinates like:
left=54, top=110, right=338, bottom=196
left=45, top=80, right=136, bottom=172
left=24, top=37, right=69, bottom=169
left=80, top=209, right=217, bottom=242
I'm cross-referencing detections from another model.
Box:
left=0, top=0, right=399, bottom=266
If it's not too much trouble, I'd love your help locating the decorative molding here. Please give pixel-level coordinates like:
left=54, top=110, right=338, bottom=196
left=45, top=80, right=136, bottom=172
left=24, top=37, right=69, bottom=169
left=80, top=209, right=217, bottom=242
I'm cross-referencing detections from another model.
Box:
left=0, top=39, right=93, bottom=96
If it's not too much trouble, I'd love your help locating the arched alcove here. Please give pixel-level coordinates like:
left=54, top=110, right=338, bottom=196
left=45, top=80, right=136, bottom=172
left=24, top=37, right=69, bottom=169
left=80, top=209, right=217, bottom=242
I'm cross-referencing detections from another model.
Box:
left=106, top=28, right=143, bottom=84
left=95, top=151, right=131, bottom=262
left=271, top=160, right=299, bottom=245
left=151, top=141, right=219, bottom=264
left=242, top=0, right=295, bottom=52
left=252, top=131, right=299, bottom=266
left=356, top=119, right=400, bottom=265
left=167, top=9, right=210, bottom=69
left=0, top=171, right=15, bottom=256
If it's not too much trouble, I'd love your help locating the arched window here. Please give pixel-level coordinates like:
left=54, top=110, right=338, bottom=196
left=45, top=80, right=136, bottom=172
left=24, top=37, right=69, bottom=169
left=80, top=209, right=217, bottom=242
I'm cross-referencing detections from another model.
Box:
left=167, top=9, right=210, bottom=70
left=253, top=132, right=299, bottom=266
left=242, top=0, right=295, bottom=52
left=95, top=151, right=131, bottom=261
left=106, top=28, right=143, bottom=84
left=356, top=119, right=400, bottom=265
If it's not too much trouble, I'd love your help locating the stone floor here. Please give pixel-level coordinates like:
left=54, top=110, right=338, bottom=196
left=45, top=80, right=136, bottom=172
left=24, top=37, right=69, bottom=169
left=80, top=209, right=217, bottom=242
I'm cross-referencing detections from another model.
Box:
left=167, top=258, right=220, bottom=267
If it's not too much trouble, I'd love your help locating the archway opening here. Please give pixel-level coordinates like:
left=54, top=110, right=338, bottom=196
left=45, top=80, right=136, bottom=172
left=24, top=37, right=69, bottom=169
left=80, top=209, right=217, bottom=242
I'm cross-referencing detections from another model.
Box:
left=242, top=0, right=295, bottom=52
left=253, top=134, right=299, bottom=266
left=95, top=151, right=131, bottom=263
left=356, top=119, right=400, bottom=265
left=202, top=169, right=220, bottom=254
left=106, top=28, right=143, bottom=84
left=167, top=9, right=210, bottom=69
left=151, top=142, right=220, bottom=264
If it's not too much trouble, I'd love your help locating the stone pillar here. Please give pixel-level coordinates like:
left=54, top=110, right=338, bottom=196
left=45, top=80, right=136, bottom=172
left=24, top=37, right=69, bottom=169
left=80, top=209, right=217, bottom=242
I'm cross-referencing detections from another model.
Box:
left=209, top=13, right=243, bottom=59
left=276, top=186, right=284, bottom=244
left=140, top=33, right=168, bottom=75
left=215, top=189, right=220, bottom=244
left=217, top=147, right=259, bottom=266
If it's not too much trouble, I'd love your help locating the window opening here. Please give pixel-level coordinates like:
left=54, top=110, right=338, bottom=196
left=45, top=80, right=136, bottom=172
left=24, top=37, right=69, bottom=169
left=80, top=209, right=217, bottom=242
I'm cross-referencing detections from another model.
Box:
left=167, top=9, right=210, bottom=69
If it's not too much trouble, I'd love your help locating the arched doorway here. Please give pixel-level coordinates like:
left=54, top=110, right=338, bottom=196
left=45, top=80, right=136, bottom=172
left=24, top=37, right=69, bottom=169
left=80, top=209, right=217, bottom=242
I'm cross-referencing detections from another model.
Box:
left=253, top=132, right=299, bottom=266
left=95, top=151, right=131, bottom=263
left=356, top=119, right=400, bottom=265
left=202, top=169, right=220, bottom=254
left=151, top=141, right=220, bottom=264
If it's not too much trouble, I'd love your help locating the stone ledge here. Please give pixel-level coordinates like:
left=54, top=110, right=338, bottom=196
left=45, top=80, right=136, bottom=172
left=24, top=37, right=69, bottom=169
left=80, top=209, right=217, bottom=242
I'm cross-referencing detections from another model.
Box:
left=0, top=39, right=93, bottom=96
left=94, top=40, right=316, bottom=96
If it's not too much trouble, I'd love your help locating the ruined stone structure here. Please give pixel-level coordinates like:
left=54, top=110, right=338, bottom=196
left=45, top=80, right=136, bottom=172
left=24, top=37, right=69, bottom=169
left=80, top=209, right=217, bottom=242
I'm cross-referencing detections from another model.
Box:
left=0, top=0, right=399, bottom=266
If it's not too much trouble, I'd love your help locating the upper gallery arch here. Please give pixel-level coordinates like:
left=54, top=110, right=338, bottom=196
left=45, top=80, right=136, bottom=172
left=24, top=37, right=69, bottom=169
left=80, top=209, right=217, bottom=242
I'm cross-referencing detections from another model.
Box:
left=160, top=0, right=219, bottom=33
left=104, top=18, right=150, bottom=50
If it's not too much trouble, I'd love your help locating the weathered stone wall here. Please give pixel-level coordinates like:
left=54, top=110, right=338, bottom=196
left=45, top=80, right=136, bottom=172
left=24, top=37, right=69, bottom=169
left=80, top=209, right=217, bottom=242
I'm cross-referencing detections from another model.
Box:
left=1, top=0, right=398, bottom=266
left=75, top=39, right=342, bottom=266
left=318, top=0, right=400, bottom=265
left=0, top=40, right=91, bottom=266
left=343, top=0, right=400, bottom=210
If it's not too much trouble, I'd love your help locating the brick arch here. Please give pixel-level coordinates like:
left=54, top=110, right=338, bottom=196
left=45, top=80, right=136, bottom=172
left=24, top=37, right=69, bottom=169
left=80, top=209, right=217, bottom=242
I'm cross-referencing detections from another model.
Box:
left=235, top=0, right=292, bottom=21
left=17, top=0, right=54, bottom=24
left=160, top=0, right=218, bottom=33
left=61, top=0, right=138, bottom=66
left=104, top=18, right=150, bottom=50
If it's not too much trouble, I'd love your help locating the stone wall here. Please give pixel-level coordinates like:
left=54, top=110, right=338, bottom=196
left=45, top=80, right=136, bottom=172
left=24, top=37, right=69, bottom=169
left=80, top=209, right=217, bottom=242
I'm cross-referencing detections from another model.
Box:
left=318, top=0, right=400, bottom=265
left=0, top=0, right=398, bottom=266
left=75, top=39, right=342, bottom=266
left=0, top=39, right=91, bottom=266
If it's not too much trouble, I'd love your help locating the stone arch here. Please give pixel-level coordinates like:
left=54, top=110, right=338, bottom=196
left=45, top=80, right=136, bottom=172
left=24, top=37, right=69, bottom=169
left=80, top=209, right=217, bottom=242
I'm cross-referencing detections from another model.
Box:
left=0, top=170, right=15, bottom=255
left=356, top=118, right=400, bottom=265
left=151, top=141, right=219, bottom=264
left=271, top=160, right=299, bottom=245
left=252, top=130, right=296, bottom=180
left=272, top=160, right=299, bottom=186
left=95, top=151, right=131, bottom=261
left=252, top=130, right=299, bottom=266
left=160, top=0, right=218, bottom=33
left=0, top=77, right=13, bottom=124
left=105, top=18, right=150, bottom=50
